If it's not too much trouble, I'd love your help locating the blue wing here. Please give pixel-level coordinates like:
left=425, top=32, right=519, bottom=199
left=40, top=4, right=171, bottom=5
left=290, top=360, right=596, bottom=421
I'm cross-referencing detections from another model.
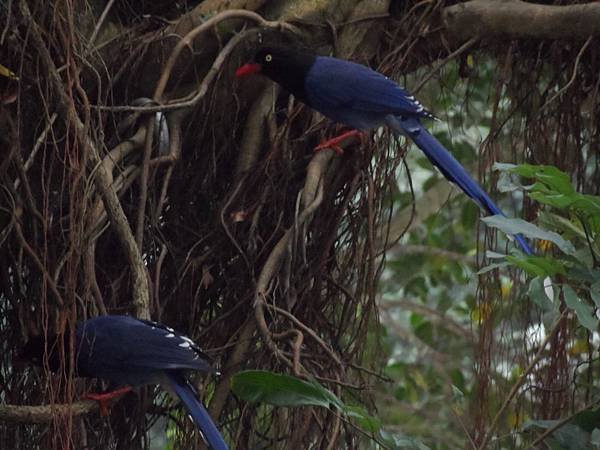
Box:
left=76, top=316, right=216, bottom=383
left=164, top=372, right=229, bottom=450
left=304, top=56, right=432, bottom=129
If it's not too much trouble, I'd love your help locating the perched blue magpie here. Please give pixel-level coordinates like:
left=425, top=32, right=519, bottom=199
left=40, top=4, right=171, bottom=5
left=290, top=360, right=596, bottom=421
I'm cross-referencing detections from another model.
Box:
left=236, top=46, right=532, bottom=255
left=19, top=315, right=229, bottom=450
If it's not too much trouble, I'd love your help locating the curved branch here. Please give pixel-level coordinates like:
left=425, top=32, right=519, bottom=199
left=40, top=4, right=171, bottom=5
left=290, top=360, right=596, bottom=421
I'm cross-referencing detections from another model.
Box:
left=266, top=303, right=342, bottom=367
left=444, top=0, right=600, bottom=41
left=235, top=86, right=279, bottom=179
left=254, top=179, right=324, bottom=367
left=154, top=10, right=297, bottom=100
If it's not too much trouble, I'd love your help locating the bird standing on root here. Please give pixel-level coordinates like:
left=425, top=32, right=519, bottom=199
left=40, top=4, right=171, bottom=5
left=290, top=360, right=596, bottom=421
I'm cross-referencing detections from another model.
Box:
left=236, top=46, right=532, bottom=255
left=19, top=315, right=229, bottom=450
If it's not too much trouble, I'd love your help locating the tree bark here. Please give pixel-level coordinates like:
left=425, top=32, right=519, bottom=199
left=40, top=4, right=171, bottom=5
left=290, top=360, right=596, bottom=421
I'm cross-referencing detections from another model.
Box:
left=444, top=0, right=600, bottom=41
left=0, top=401, right=98, bottom=424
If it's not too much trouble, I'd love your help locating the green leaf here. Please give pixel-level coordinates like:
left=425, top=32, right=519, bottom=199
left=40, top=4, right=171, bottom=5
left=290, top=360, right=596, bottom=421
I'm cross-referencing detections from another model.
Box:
left=527, top=276, right=555, bottom=312
left=231, top=370, right=341, bottom=409
left=572, top=408, right=600, bottom=432
left=486, top=250, right=510, bottom=259
left=506, top=164, right=575, bottom=195
left=394, top=385, right=408, bottom=401
left=506, top=255, right=565, bottom=277
left=450, top=370, right=466, bottom=392
left=563, top=285, right=598, bottom=332
left=522, top=408, right=600, bottom=450
left=231, top=371, right=382, bottom=434
left=477, top=261, right=510, bottom=274
left=530, top=192, right=578, bottom=210
left=523, top=420, right=590, bottom=450
left=344, top=405, right=382, bottom=433
left=591, top=281, right=600, bottom=308
left=379, top=430, right=431, bottom=450
left=451, top=385, right=465, bottom=406
left=499, top=164, right=600, bottom=220
left=412, top=317, right=434, bottom=346
left=483, top=215, right=577, bottom=256
left=538, top=211, right=587, bottom=240
left=461, top=200, right=479, bottom=229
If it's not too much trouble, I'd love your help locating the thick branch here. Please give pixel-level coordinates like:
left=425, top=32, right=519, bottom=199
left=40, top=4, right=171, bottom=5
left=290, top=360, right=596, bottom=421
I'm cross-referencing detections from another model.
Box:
left=0, top=401, right=98, bottom=424
left=444, top=0, right=600, bottom=41
left=235, top=86, right=278, bottom=179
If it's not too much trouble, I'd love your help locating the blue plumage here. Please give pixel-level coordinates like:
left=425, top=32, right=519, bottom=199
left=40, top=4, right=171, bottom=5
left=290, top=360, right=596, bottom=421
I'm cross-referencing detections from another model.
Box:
left=21, top=315, right=229, bottom=450
left=75, top=316, right=215, bottom=384
left=237, top=47, right=532, bottom=255
left=305, top=57, right=435, bottom=128
left=165, top=371, right=228, bottom=450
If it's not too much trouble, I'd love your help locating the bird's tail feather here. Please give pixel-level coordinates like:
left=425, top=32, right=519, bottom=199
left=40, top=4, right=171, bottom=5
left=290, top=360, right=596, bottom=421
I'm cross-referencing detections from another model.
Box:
left=164, top=371, right=229, bottom=450
left=387, top=115, right=532, bottom=255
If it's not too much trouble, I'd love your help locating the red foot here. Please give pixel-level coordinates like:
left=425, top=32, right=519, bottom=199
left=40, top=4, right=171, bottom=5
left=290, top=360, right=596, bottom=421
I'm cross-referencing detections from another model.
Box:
left=314, top=130, right=366, bottom=155
left=84, top=386, right=132, bottom=416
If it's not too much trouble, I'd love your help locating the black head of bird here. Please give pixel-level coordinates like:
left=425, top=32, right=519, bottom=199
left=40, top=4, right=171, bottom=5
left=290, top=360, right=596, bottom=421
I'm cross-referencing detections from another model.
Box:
left=236, top=45, right=316, bottom=101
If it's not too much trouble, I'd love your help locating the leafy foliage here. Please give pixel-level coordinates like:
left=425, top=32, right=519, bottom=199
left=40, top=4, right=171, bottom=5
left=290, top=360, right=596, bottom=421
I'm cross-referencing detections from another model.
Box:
left=232, top=370, right=342, bottom=409
left=231, top=370, right=381, bottom=434
left=489, top=164, right=600, bottom=332
left=377, top=47, right=600, bottom=449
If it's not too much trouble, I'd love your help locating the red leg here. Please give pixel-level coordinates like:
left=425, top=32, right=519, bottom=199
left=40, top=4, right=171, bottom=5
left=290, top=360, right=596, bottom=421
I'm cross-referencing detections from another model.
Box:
left=314, top=129, right=366, bottom=155
left=84, top=386, right=132, bottom=416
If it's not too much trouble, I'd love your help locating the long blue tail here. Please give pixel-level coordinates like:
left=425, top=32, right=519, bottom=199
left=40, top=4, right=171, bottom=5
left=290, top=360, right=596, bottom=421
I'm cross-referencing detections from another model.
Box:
left=164, top=372, right=229, bottom=450
left=387, top=115, right=532, bottom=255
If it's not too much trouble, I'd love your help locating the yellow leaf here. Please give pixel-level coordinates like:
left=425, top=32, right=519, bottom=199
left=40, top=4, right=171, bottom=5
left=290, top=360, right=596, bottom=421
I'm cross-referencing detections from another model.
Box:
left=471, top=302, right=493, bottom=322
left=466, top=54, right=474, bottom=68
left=412, top=370, right=428, bottom=390
left=569, top=339, right=590, bottom=356
left=501, top=277, right=513, bottom=300
left=0, top=63, right=18, bottom=80
left=507, top=411, right=526, bottom=429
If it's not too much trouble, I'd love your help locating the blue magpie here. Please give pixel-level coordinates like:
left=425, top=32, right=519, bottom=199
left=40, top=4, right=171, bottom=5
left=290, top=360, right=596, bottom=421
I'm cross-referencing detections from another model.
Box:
left=236, top=46, right=532, bottom=255
left=19, top=315, right=229, bottom=450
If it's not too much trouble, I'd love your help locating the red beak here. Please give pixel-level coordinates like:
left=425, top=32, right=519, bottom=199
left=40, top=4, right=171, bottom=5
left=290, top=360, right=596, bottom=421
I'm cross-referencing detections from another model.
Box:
left=236, top=63, right=262, bottom=78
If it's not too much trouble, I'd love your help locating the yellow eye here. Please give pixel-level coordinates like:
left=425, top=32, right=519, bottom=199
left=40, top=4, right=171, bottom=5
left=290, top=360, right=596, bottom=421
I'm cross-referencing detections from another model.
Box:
left=265, top=54, right=272, bottom=62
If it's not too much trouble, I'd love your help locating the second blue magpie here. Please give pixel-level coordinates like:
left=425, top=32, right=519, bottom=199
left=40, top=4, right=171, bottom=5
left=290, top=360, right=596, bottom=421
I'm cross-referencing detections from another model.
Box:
left=19, top=315, right=229, bottom=450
